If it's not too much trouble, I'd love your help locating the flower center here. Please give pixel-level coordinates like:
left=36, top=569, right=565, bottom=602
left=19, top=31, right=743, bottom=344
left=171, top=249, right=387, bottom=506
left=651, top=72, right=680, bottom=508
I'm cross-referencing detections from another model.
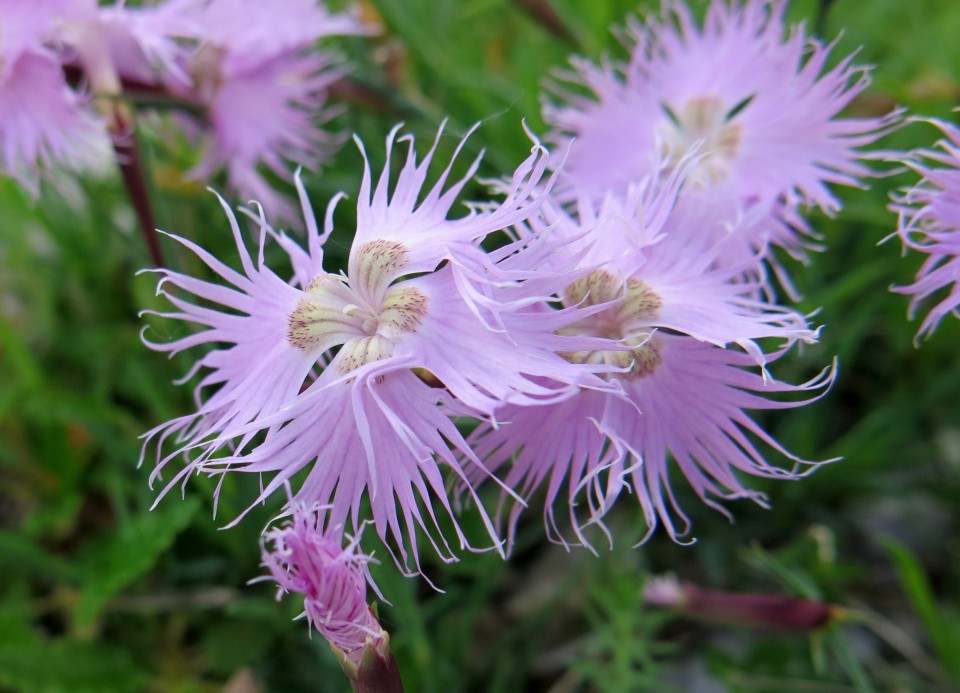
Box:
left=189, top=43, right=227, bottom=103
left=560, top=270, right=663, bottom=379
left=287, top=240, right=428, bottom=374
left=658, top=96, right=743, bottom=186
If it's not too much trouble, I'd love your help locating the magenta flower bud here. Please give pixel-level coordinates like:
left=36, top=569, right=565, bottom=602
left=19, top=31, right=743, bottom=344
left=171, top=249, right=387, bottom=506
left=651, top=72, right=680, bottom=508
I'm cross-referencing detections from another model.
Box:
left=260, top=501, right=403, bottom=692
left=644, top=575, right=834, bottom=632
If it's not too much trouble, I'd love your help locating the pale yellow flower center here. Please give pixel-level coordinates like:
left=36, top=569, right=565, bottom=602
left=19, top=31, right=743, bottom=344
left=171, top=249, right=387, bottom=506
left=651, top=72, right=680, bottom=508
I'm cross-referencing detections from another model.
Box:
left=287, top=240, right=428, bottom=374
left=560, top=269, right=663, bottom=380
left=658, top=96, right=743, bottom=186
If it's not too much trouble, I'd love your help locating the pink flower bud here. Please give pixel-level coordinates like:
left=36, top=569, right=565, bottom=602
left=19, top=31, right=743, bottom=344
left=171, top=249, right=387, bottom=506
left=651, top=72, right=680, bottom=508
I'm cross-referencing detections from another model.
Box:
left=644, top=575, right=834, bottom=632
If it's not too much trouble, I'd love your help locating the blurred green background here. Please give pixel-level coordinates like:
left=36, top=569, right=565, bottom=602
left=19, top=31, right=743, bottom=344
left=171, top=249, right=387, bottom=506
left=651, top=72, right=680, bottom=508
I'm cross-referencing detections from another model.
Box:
left=2, top=0, right=959, bottom=691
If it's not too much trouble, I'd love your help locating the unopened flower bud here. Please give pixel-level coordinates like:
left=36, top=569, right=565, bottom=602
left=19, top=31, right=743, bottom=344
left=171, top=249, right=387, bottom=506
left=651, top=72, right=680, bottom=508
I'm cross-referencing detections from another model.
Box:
left=644, top=574, right=834, bottom=632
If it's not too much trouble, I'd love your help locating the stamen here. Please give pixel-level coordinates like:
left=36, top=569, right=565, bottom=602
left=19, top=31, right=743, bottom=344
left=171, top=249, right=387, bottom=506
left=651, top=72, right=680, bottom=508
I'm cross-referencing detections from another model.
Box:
left=621, top=278, right=662, bottom=321
left=334, top=286, right=428, bottom=373
left=625, top=337, right=663, bottom=379
left=563, top=270, right=623, bottom=307
left=379, top=286, right=428, bottom=336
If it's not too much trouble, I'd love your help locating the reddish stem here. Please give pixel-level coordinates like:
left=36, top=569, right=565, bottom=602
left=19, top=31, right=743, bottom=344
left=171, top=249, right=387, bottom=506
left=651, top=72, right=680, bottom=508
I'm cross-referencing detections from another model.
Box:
left=112, top=119, right=165, bottom=267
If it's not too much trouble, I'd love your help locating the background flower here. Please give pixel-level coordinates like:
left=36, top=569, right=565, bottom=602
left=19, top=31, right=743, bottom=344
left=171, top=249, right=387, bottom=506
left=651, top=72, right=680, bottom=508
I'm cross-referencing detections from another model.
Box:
left=543, top=0, right=900, bottom=264
left=170, top=0, right=374, bottom=217
left=892, top=118, right=960, bottom=338
left=0, top=0, right=108, bottom=190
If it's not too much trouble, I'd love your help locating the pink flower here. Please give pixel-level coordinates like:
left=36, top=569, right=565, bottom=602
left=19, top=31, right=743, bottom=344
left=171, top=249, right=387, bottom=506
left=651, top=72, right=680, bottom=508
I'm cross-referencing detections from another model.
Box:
left=472, top=336, right=835, bottom=549
left=892, top=118, right=960, bottom=339
left=521, top=176, right=819, bottom=367
left=0, top=0, right=107, bottom=191
left=142, top=125, right=616, bottom=573
left=187, top=50, right=343, bottom=218
left=466, top=176, right=830, bottom=549
left=169, top=0, right=374, bottom=217
left=543, top=0, right=899, bottom=262
left=176, top=0, right=369, bottom=60
left=0, top=0, right=64, bottom=63
left=60, top=0, right=196, bottom=88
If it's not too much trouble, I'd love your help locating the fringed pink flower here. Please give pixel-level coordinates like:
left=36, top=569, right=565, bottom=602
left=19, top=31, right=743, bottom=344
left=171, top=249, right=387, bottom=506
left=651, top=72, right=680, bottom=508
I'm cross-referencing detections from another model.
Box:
left=0, top=0, right=107, bottom=191
left=472, top=336, right=836, bottom=549
left=467, top=174, right=830, bottom=549
left=892, top=118, right=960, bottom=339
left=543, top=0, right=899, bottom=264
left=142, top=125, right=618, bottom=574
left=519, top=175, right=819, bottom=367
left=60, top=0, right=196, bottom=88
left=170, top=0, right=374, bottom=218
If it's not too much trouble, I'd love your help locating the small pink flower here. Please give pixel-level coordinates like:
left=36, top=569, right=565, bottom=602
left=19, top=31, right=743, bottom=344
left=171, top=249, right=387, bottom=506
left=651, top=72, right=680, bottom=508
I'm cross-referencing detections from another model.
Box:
left=472, top=336, right=835, bottom=549
left=518, top=176, right=818, bottom=368
left=61, top=0, right=196, bottom=88
left=543, top=0, right=899, bottom=261
left=892, top=118, right=960, bottom=339
left=467, top=175, right=830, bottom=549
left=176, top=0, right=370, bottom=59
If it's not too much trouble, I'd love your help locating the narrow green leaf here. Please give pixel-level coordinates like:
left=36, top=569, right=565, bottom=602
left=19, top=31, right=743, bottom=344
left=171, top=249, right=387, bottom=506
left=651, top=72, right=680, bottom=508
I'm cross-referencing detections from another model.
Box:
left=828, top=627, right=876, bottom=693
left=881, top=536, right=960, bottom=678
left=0, top=530, right=81, bottom=583
left=0, top=315, right=44, bottom=391
left=744, top=544, right=823, bottom=600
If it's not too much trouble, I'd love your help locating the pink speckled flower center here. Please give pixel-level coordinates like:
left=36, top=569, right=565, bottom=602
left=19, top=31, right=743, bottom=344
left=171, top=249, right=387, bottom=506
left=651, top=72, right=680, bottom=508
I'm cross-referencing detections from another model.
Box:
left=658, top=96, right=742, bottom=186
left=560, top=269, right=663, bottom=379
left=287, top=240, right=428, bottom=373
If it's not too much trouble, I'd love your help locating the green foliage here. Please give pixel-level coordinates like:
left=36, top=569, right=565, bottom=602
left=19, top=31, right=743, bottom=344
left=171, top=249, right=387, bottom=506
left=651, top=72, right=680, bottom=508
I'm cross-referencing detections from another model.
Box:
left=74, top=498, right=200, bottom=627
left=882, top=537, right=960, bottom=684
left=0, top=585, right=145, bottom=693
left=0, top=632, right=146, bottom=693
left=572, top=576, right=674, bottom=692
